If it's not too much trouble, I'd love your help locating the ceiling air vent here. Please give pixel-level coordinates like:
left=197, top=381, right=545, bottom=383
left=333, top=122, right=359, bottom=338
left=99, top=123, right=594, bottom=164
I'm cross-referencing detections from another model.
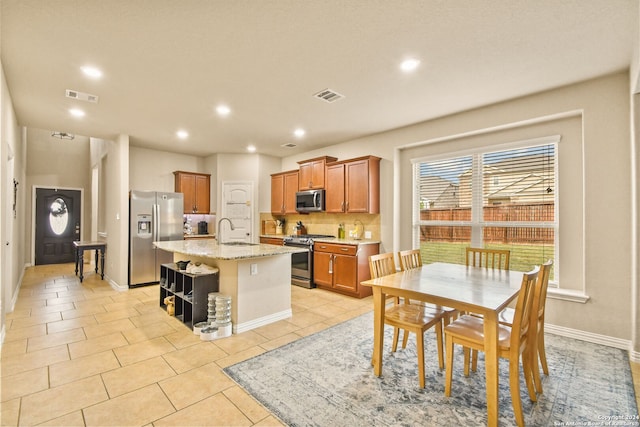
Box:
left=66, top=89, right=99, bottom=104
left=281, top=143, right=297, bottom=148
left=313, top=88, right=344, bottom=103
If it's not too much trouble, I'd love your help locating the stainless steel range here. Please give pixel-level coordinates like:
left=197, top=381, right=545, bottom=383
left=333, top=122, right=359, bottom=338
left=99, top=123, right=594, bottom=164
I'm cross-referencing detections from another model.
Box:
left=283, top=234, right=335, bottom=288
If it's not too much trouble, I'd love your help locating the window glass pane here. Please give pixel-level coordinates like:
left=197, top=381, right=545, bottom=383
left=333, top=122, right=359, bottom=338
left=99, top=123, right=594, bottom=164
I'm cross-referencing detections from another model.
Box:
left=417, top=156, right=472, bottom=209
left=484, top=226, right=555, bottom=279
left=49, top=197, right=69, bottom=236
left=419, top=225, right=471, bottom=266
left=482, top=144, right=555, bottom=213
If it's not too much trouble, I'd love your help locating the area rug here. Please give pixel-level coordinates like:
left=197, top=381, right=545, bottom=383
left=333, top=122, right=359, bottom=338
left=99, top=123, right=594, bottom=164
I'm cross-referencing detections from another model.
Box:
left=223, top=312, right=638, bottom=426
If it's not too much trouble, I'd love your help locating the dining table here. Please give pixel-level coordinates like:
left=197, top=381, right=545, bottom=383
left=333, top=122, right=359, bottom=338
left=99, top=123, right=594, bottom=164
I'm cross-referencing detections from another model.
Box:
left=360, top=262, right=524, bottom=427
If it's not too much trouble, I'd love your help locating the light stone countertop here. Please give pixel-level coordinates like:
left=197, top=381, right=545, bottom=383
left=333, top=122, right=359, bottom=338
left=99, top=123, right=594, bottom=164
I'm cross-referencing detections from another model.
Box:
left=259, top=234, right=380, bottom=246
left=154, top=239, right=307, bottom=260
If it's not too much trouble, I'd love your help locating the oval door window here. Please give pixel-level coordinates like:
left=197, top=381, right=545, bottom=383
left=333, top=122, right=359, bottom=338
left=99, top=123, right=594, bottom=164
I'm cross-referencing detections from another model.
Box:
left=49, top=197, right=69, bottom=235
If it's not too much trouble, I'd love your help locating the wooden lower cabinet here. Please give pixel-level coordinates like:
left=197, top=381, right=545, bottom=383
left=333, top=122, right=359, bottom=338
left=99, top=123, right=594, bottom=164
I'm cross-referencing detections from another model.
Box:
left=313, top=242, right=379, bottom=298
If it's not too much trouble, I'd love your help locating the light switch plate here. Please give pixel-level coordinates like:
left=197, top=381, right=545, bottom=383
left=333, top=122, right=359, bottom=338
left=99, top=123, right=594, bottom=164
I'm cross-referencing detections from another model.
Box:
left=365, top=231, right=372, bottom=239
left=250, top=263, right=258, bottom=275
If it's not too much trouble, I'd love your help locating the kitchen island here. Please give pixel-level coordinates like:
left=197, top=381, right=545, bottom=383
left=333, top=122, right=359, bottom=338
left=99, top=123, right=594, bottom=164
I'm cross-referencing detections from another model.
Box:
left=153, top=239, right=307, bottom=333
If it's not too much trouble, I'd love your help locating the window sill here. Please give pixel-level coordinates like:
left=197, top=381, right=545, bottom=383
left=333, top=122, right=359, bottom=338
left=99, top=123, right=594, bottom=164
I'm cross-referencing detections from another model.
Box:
left=547, top=288, right=590, bottom=303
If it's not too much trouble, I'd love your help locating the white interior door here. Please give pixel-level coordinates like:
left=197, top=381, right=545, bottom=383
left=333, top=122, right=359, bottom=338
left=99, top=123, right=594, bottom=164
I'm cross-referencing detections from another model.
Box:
left=221, top=181, right=253, bottom=243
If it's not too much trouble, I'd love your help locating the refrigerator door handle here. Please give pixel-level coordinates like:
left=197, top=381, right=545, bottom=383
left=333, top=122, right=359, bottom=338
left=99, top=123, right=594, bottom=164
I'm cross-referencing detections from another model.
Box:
left=153, top=203, right=159, bottom=242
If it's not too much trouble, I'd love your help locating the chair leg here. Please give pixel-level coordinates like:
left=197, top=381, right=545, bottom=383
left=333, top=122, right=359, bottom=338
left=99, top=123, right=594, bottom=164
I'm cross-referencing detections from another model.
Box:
left=509, top=358, right=525, bottom=427
left=392, top=327, right=400, bottom=352
left=522, top=350, right=537, bottom=402
left=417, top=331, right=426, bottom=389
left=463, top=347, right=471, bottom=377
left=444, top=334, right=454, bottom=397
left=531, top=335, right=543, bottom=394
left=402, top=329, right=409, bottom=349
left=435, top=322, right=444, bottom=370
left=471, top=349, right=478, bottom=372
left=538, top=330, right=549, bottom=375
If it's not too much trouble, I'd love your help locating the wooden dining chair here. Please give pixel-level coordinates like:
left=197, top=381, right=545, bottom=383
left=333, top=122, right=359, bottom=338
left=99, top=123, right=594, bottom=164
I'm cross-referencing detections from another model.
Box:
left=465, top=247, right=511, bottom=270
left=369, top=253, right=446, bottom=388
left=444, top=267, right=540, bottom=427
left=497, top=260, right=553, bottom=394
left=465, top=247, right=511, bottom=367
left=398, top=248, right=458, bottom=331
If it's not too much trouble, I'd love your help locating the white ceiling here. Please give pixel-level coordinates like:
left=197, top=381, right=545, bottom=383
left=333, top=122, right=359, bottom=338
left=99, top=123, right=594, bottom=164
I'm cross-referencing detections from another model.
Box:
left=1, top=0, right=637, bottom=158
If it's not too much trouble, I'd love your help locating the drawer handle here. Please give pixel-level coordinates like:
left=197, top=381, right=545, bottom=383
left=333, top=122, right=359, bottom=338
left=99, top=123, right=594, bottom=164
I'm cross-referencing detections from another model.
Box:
left=340, top=248, right=349, bottom=251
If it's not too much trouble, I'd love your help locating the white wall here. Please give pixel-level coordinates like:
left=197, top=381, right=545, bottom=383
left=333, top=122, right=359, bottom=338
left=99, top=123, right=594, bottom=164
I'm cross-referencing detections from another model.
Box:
left=25, top=128, right=92, bottom=262
left=283, top=71, right=634, bottom=346
left=0, top=60, right=27, bottom=344
left=129, top=146, right=205, bottom=192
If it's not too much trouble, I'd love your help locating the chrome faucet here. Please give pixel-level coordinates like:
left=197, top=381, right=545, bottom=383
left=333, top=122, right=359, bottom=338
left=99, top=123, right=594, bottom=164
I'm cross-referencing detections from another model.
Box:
left=217, top=217, right=235, bottom=244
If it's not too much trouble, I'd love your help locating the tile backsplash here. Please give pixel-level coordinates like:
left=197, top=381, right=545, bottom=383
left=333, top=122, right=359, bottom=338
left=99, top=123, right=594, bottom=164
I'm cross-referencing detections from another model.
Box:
left=260, top=212, right=380, bottom=240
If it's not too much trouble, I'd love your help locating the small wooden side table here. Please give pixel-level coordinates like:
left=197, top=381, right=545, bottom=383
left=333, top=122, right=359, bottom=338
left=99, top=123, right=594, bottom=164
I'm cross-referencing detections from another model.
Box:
left=73, top=241, right=106, bottom=283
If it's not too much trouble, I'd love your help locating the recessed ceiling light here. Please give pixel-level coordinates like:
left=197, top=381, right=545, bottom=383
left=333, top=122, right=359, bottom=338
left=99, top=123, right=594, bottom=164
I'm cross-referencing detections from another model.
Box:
left=400, top=58, right=420, bottom=72
left=247, top=145, right=256, bottom=153
left=69, top=108, right=85, bottom=117
left=294, top=128, right=306, bottom=138
left=81, top=66, right=102, bottom=79
left=176, top=130, right=189, bottom=139
left=216, top=105, right=231, bottom=116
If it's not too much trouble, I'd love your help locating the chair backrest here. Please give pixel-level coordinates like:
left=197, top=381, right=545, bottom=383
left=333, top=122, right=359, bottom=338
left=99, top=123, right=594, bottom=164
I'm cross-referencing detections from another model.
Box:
left=510, top=267, right=540, bottom=352
left=465, top=247, right=511, bottom=270
left=397, top=249, right=422, bottom=271
left=369, top=253, right=397, bottom=278
left=532, top=260, right=553, bottom=326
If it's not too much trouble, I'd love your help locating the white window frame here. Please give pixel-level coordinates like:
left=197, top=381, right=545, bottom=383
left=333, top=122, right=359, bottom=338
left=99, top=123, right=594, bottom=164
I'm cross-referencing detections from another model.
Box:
left=412, top=135, right=560, bottom=285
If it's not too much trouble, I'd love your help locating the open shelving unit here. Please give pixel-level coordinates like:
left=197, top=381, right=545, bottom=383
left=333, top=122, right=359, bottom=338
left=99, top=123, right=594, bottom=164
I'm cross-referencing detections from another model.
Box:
left=159, top=263, right=219, bottom=330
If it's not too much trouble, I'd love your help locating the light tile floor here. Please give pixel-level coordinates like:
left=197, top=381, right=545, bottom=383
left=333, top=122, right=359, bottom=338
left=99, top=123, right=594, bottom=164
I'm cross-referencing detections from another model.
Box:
left=1, top=264, right=373, bottom=426
left=1, top=264, right=639, bottom=426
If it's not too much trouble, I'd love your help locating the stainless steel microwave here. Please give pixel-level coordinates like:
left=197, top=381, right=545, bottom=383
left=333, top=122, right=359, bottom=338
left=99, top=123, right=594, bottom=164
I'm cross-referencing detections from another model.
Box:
left=296, top=189, right=325, bottom=213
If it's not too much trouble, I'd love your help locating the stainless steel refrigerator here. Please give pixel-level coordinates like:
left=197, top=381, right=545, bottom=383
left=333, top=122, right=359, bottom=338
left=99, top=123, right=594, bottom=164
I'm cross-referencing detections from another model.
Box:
left=129, top=190, right=184, bottom=287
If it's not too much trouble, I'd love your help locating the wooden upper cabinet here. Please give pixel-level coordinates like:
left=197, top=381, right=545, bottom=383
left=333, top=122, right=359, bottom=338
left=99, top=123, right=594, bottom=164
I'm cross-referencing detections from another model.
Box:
left=271, top=170, right=299, bottom=214
left=325, top=156, right=381, bottom=213
left=297, top=156, right=337, bottom=190
left=174, top=171, right=211, bottom=214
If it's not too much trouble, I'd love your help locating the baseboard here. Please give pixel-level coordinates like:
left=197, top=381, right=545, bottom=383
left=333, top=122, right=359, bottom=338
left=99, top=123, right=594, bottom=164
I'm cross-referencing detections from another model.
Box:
left=9, top=264, right=28, bottom=312
left=0, top=324, right=5, bottom=347
left=629, top=349, right=640, bottom=363
left=546, top=323, right=632, bottom=352
left=106, top=276, right=128, bottom=292
left=234, top=309, right=293, bottom=334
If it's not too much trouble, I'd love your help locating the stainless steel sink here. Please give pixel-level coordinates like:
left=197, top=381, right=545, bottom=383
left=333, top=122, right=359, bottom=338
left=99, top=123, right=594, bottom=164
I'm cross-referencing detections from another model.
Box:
left=220, top=242, right=259, bottom=246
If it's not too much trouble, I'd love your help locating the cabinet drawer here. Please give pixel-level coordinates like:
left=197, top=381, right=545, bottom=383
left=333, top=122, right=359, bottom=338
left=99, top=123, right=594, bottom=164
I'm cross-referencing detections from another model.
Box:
left=313, top=242, right=357, bottom=256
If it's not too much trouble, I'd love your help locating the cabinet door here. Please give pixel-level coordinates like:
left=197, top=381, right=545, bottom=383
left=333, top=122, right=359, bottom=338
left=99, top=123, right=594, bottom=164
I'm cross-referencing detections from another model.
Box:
left=271, top=174, right=285, bottom=214
left=194, top=174, right=210, bottom=213
left=178, top=173, right=197, bottom=213
left=298, top=163, right=313, bottom=191
left=333, top=253, right=358, bottom=292
left=283, top=172, right=299, bottom=214
left=325, top=163, right=345, bottom=213
left=345, top=159, right=370, bottom=213
left=313, top=251, right=333, bottom=287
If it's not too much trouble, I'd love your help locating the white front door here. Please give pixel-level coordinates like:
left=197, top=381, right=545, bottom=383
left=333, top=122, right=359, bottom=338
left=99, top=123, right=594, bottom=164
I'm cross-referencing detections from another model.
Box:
left=221, top=181, right=253, bottom=243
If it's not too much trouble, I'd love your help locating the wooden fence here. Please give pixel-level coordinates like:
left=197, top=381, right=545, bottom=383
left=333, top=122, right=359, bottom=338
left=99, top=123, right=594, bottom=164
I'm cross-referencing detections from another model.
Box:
left=420, top=202, right=554, bottom=244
